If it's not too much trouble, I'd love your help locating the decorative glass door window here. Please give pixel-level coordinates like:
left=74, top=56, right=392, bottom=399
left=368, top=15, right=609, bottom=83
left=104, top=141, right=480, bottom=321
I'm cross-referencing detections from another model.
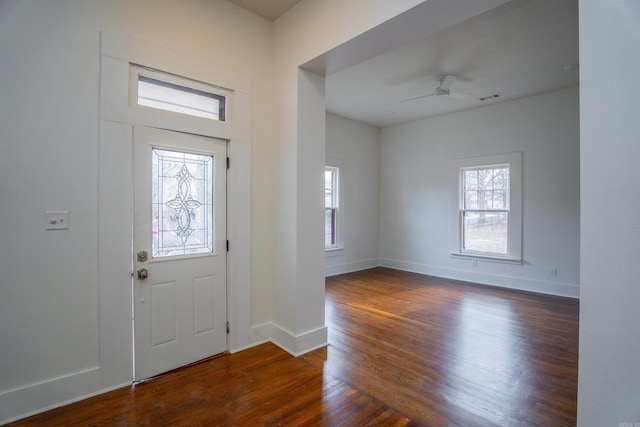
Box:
left=152, top=148, right=214, bottom=258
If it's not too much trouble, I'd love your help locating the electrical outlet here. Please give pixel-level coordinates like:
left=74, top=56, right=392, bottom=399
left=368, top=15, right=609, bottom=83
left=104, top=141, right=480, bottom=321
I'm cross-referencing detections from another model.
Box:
left=472, top=259, right=478, bottom=268
left=548, top=267, right=557, bottom=277
left=45, top=211, right=69, bottom=230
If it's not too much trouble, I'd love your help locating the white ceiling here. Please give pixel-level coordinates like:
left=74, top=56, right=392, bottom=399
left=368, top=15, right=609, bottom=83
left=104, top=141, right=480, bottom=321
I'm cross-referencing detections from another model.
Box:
left=227, top=0, right=301, bottom=21
left=229, top=0, right=578, bottom=129
left=325, top=0, right=579, bottom=127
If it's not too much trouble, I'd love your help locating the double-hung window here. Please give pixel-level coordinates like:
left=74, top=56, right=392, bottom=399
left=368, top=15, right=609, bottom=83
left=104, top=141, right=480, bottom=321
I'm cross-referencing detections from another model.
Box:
left=461, top=166, right=510, bottom=255
left=453, top=153, right=522, bottom=263
left=325, top=166, right=339, bottom=249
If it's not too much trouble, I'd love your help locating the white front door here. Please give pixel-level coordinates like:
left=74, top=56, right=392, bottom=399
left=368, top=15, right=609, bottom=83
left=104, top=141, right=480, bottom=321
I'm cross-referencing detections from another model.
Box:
left=133, top=125, right=227, bottom=381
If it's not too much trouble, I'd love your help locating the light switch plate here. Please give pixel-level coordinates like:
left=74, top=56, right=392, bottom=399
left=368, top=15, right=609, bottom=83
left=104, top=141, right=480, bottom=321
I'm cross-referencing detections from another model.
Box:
left=45, top=211, right=69, bottom=230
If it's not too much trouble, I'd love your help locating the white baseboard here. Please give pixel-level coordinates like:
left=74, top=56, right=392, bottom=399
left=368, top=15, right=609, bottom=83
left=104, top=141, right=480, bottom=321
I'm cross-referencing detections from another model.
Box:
left=379, top=258, right=579, bottom=298
left=269, top=324, right=328, bottom=356
left=0, top=367, right=128, bottom=426
left=229, top=323, right=272, bottom=354
left=231, top=323, right=328, bottom=357
left=325, top=258, right=379, bottom=277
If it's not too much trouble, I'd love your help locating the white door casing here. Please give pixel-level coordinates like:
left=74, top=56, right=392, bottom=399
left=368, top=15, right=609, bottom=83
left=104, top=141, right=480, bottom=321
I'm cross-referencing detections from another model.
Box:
left=133, top=125, right=227, bottom=381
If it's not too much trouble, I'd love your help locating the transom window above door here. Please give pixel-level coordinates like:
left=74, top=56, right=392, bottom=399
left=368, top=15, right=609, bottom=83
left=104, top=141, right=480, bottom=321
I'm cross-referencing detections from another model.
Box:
left=130, top=65, right=229, bottom=121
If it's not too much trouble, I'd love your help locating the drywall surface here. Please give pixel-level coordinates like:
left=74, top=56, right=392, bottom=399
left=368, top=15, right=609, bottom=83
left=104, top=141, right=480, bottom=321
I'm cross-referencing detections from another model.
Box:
left=325, top=113, right=380, bottom=276
left=577, top=0, right=640, bottom=425
left=379, top=87, right=580, bottom=297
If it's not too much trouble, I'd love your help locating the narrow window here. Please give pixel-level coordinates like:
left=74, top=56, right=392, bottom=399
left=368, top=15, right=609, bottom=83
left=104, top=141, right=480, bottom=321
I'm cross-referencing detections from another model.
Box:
left=461, top=166, right=510, bottom=255
left=132, top=66, right=227, bottom=121
left=325, top=166, right=339, bottom=249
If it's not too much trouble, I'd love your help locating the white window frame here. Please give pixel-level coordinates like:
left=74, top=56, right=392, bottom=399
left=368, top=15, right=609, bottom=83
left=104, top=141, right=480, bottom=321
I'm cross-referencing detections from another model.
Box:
left=451, top=152, right=522, bottom=264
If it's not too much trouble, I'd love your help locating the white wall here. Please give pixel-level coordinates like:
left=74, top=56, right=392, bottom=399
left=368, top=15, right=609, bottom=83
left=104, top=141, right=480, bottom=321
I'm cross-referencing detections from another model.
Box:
left=379, top=87, right=580, bottom=297
left=577, top=0, right=640, bottom=424
left=268, top=0, right=427, bottom=351
left=0, top=0, right=273, bottom=422
left=325, top=113, right=380, bottom=276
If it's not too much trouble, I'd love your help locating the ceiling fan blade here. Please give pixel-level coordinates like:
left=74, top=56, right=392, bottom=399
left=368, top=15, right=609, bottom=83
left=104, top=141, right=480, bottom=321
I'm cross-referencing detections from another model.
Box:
left=400, top=73, right=476, bottom=102
left=439, top=74, right=457, bottom=90
left=447, top=91, right=477, bottom=100
left=400, top=93, right=436, bottom=103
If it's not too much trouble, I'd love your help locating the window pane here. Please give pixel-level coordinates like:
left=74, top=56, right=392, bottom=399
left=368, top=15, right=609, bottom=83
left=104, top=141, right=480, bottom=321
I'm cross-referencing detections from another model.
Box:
left=463, top=211, right=508, bottom=254
left=464, top=170, right=478, bottom=190
left=464, top=190, right=478, bottom=209
left=492, top=168, right=509, bottom=189
left=463, top=167, right=509, bottom=210
left=325, top=208, right=336, bottom=247
left=325, top=169, right=336, bottom=207
left=152, top=148, right=214, bottom=258
left=138, top=76, right=225, bottom=121
left=325, top=169, right=333, bottom=190
left=494, top=189, right=508, bottom=210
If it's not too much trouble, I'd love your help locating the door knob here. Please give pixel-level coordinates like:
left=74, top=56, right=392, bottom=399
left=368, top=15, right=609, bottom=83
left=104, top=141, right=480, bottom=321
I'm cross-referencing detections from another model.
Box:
left=137, top=250, right=148, bottom=262
left=137, top=268, right=148, bottom=280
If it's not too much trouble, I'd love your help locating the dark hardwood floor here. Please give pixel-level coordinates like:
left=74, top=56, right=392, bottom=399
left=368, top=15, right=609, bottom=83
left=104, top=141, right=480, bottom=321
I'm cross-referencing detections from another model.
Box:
left=8, top=267, right=578, bottom=426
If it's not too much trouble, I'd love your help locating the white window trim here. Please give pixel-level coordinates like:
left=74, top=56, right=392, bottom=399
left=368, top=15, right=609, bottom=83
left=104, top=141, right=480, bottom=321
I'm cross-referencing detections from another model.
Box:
left=325, top=247, right=345, bottom=258
left=325, top=159, right=344, bottom=253
left=451, top=152, right=522, bottom=264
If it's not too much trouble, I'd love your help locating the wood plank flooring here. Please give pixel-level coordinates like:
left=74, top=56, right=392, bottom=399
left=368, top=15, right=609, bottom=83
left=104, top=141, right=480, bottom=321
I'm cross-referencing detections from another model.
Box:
left=8, top=267, right=578, bottom=426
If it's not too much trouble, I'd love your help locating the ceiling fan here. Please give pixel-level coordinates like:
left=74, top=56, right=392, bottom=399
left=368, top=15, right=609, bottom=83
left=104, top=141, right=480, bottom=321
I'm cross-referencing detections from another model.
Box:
left=401, top=74, right=478, bottom=102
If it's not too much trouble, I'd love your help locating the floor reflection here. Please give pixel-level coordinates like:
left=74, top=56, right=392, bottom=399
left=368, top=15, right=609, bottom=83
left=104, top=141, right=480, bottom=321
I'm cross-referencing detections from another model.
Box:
left=443, top=294, right=531, bottom=423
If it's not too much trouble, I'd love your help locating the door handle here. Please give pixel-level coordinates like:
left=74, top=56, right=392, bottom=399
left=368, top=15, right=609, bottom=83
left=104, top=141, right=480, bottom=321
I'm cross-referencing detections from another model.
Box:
left=137, top=250, right=148, bottom=262
left=137, top=268, right=148, bottom=280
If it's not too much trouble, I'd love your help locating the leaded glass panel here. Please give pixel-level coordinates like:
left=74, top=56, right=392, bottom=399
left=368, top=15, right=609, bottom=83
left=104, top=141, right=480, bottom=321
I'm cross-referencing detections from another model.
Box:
left=152, top=148, right=214, bottom=258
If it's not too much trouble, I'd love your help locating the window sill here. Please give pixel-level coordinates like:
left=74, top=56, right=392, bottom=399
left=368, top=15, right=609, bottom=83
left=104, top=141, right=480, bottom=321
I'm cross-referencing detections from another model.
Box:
left=450, top=253, right=522, bottom=265
left=325, top=248, right=345, bottom=258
